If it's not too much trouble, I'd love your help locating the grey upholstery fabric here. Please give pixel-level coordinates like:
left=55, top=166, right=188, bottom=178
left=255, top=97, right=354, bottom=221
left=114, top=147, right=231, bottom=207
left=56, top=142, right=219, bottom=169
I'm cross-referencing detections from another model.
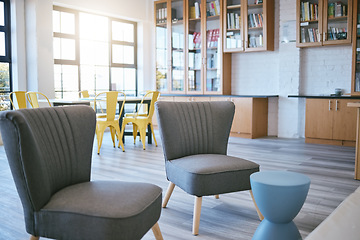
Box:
left=0, top=106, right=162, bottom=240
left=156, top=101, right=259, bottom=196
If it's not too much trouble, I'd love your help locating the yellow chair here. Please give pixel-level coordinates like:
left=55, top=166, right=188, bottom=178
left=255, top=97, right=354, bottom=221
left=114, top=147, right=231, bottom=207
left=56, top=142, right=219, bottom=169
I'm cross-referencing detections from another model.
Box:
left=95, top=91, right=125, bottom=154
left=121, top=91, right=159, bottom=150
left=26, top=92, right=52, bottom=108
left=80, top=90, right=90, bottom=98
left=9, top=91, right=27, bottom=109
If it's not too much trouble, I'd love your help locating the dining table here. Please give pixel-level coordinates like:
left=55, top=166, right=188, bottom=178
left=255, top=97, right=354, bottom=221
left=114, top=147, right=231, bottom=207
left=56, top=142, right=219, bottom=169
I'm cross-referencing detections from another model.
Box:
left=47, top=97, right=153, bottom=144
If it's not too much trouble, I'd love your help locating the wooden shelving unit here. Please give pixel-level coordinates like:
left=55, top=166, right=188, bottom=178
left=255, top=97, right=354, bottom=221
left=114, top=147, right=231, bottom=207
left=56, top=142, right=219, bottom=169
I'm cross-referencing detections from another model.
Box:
left=223, top=0, right=274, bottom=53
left=296, top=0, right=352, bottom=48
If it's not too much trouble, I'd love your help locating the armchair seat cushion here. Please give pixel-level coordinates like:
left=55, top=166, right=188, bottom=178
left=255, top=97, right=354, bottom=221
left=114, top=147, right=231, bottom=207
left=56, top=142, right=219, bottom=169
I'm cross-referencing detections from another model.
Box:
left=37, top=181, right=162, bottom=240
left=166, top=154, right=259, bottom=197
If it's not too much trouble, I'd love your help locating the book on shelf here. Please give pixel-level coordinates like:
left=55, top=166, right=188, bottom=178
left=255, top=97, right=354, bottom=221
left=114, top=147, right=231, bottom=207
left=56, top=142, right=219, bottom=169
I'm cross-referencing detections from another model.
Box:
left=248, top=13, right=263, bottom=28
left=327, top=27, right=347, bottom=40
left=227, top=13, right=231, bottom=29
left=157, top=7, right=167, bottom=23
left=206, top=1, right=220, bottom=16
left=194, top=52, right=202, bottom=70
left=189, top=52, right=195, bottom=69
left=328, top=2, right=347, bottom=18
left=230, top=12, right=235, bottom=29
left=207, top=30, right=214, bottom=48
left=300, top=2, right=318, bottom=21
left=235, top=13, right=240, bottom=29
left=215, top=0, right=220, bottom=15
left=195, top=2, right=201, bottom=19
left=193, top=32, right=201, bottom=48
left=190, top=7, right=196, bottom=19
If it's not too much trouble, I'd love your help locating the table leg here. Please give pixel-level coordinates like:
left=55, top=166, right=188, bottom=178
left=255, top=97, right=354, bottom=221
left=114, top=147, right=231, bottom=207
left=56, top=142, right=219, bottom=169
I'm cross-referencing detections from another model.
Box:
left=147, top=101, right=152, bottom=144
left=355, top=109, right=360, bottom=180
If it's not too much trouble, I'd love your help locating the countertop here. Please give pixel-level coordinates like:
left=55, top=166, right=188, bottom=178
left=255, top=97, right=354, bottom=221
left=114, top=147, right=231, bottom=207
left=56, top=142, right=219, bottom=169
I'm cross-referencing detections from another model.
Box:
left=161, top=94, right=279, bottom=98
left=288, top=95, right=360, bottom=99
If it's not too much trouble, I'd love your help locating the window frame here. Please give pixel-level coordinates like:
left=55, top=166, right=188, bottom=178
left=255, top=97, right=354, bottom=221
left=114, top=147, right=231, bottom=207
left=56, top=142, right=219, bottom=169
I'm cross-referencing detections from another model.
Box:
left=53, top=6, right=138, bottom=97
left=0, top=0, right=12, bottom=109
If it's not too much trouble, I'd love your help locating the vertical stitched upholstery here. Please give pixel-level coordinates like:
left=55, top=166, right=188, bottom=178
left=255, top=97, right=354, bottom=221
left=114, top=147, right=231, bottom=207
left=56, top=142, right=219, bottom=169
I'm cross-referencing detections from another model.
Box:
left=0, top=106, right=96, bottom=233
left=155, top=101, right=235, bottom=161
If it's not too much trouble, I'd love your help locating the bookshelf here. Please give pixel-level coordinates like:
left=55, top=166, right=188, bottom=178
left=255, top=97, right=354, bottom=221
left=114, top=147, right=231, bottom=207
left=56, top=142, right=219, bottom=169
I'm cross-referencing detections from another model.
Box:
left=155, top=0, right=187, bottom=94
left=296, top=0, right=352, bottom=48
left=351, top=0, right=360, bottom=95
left=155, top=0, right=231, bottom=95
left=223, top=0, right=274, bottom=53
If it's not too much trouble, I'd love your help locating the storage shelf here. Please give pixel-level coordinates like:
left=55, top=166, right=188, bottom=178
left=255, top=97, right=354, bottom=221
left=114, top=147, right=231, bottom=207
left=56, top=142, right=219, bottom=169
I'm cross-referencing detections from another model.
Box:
left=227, top=4, right=241, bottom=9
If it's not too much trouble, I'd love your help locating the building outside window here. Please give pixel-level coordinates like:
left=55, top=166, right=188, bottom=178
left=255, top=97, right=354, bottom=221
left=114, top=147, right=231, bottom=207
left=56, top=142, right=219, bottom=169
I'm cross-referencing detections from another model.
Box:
left=0, top=0, right=11, bottom=111
left=53, top=6, right=137, bottom=99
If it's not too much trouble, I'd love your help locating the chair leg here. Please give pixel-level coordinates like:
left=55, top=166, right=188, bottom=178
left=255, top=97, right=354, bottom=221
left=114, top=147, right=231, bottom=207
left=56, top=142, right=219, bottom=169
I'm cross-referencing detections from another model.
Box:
left=250, top=190, right=264, bottom=221
left=132, top=124, right=138, bottom=144
left=151, top=222, right=164, bottom=240
left=114, top=122, right=125, bottom=152
left=215, top=195, right=219, bottom=199
left=192, top=196, right=202, bottom=236
left=139, top=127, right=146, bottom=150
left=30, top=236, right=39, bottom=240
left=96, top=125, right=105, bottom=155
left=162, top=182, right=175, bottom=208
left=149, top=123, right=158, bottom=147
left=110, top=127, right=116, bottom=147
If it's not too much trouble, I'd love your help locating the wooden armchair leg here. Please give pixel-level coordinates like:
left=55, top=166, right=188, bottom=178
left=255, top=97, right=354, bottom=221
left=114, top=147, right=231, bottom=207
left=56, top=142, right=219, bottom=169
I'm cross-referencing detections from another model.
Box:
left=152, top=222, right=164, bottom=240
left=162, top=182, right=175, bottom=208
left=215, top=195, right=219, bottom=199
left=250, top=190, right=264, bottom=221
left=30, top=236, right=39, bottom=240
left=192, top=196, right=202, bottom=236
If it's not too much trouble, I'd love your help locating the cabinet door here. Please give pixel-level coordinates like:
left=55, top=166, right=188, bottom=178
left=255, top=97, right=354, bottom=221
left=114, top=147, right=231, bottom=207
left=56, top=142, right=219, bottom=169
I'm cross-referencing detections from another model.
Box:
left=155, top=0, right=170, bottom=92
left=332, top=99, right=357, bottom=141
left=231, top=98, right=252, bottom=134
left=305, top=99, right=333, bottom=139
left=351, top=0, right=360, bottom=95
left=204, top=0, right=222, bottom=94
left=323, top=0, right=352, bottom=46
left=170, top=0, right=186, bottom=93
left=244, top=0, right=274, bottom=52
left=224, top=0, right=243, bottom=52
left=296, top=0, right=323, bottom=47
left=187, top=0, right=203, bottom=94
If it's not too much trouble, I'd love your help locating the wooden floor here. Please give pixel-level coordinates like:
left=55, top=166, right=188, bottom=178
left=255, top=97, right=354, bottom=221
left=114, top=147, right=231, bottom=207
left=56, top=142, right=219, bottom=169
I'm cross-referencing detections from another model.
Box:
left=0, top=131, right=359, bottom=240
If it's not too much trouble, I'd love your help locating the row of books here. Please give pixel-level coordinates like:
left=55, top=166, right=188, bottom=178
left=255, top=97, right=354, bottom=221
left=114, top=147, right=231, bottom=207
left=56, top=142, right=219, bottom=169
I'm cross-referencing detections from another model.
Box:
left=172, top=51, right=184, bottom=68
left=248, top=13, right=263, bottom=28
left=172, top=32, right=184, bottom=49
left=189, top=32, right=201, bottom=49
left=189, top=52, right=202, bottom=70
left=156, top=7, right=167, bottom=23
left=226, top=34, right=243, bottom=49
left=207, top=29, right=220, bottom=48
left=227, top=12, right=241, bottom=29
left=249, top=34, right=263, bottom=48
left=355, top=73, right=360, bottom=92
left=328, top=2, right=347, bottom=18
left=190, top=2, right=201, bottom=19
left=206, top=0, right=220, bottom=17
left=254, top=0, right=263, bottom=4
left=300, top=28, right=319, bottom=43
left=300, top=2, right=318, bottom=21
left=206, top=53, right=218, bottom=69
left=327, top=27, right=347, bottom=40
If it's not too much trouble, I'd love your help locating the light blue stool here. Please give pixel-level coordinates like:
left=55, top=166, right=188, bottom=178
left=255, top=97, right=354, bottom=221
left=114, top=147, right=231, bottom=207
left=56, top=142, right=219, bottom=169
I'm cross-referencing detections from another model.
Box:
left=250, top=171, right=311, bottom=240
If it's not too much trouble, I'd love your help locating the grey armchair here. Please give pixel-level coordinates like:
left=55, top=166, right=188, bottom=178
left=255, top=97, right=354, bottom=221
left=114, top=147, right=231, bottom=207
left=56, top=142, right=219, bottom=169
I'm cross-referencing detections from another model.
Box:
left=0, top=106, right=163, bottom=240
left=156, top=101, right=262, bottom=235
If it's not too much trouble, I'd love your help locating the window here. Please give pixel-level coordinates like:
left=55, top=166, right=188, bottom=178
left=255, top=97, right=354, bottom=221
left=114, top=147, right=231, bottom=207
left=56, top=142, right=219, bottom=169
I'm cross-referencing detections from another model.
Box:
left=53, top=6, right=137, bottom=98
left=0, top=0, right=11, bottom=110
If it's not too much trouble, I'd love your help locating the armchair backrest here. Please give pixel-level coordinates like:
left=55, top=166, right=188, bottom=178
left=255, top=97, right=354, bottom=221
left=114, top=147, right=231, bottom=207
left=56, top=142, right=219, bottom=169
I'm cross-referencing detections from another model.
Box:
left=0, top=106, right=96, bottom=232
left=155, top=101, right=235, bottom=161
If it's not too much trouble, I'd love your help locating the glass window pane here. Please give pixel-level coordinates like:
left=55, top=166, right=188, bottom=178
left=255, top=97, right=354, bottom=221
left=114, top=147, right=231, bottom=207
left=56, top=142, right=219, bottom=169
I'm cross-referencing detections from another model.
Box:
left=80, top=12, right=108, bottom=41
left=61, top=38, right=75, bottom=60
left=111, top=67, right=124, bottom=90
left=53, top=10, right=60, bottom=33
left=53, top=37, right=61, bottom=59
left=95, top=66, right=109, bottom=91
left=54, top=64, right=62, bottom=91
left=112, top=45, right=134, bottom=64
left=124, top=68, right=136, bottom=92
left=112, top=44, right=123, bottom=63
left=0, top=2, right=4, bottom=27
left=62, top=65, right=78, bottom=91
left=0, top=63, right=10, bottom=92
left=112, top=21, right=134, bottom=42
left=95, top=42, right=109, bottom=65
left=61, top=12, right=75, bottom=34
left=0, top=93, right=10, bottom=111
left=81, top=65, right=95, bottom=91
left=0, top=32, right=5, bottom=56
left=80, top=40, right=95, bottom=64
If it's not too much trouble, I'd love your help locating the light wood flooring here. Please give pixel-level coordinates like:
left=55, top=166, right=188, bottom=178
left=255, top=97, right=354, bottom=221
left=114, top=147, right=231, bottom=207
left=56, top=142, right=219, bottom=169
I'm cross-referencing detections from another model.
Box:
left=0, top=131, right=359, bottom=240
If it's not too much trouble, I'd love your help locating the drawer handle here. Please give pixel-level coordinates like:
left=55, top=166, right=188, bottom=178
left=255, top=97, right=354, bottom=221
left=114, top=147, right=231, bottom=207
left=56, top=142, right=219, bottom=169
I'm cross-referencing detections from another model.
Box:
left=329, top=100, right=332, bottom=111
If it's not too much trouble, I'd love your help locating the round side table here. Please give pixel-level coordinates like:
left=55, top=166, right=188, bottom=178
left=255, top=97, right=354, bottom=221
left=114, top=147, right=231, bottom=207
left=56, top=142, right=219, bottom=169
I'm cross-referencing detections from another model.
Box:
left=250, top=171, right=311, bottom=240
